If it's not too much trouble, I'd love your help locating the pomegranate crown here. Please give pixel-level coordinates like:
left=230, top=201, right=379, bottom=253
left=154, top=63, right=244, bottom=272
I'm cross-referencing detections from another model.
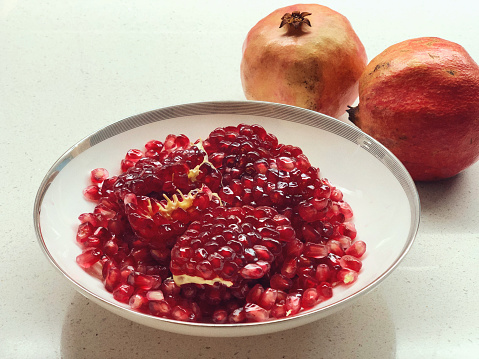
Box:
left=279, top=11, right=312, bottom=29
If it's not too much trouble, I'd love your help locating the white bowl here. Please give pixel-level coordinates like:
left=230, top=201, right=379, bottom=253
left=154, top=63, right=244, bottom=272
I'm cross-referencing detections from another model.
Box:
left=34, top=101, right=420, bottom=337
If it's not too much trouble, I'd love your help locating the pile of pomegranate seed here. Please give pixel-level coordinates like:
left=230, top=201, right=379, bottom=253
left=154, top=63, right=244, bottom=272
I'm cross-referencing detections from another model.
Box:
left=75, top=124, right=366, bottom=323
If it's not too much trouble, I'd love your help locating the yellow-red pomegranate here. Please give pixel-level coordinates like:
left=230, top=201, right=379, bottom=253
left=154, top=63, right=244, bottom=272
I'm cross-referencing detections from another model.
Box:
left=349, top=37, right=479, bottom=181
left=240, top=4, right=367, bottom=118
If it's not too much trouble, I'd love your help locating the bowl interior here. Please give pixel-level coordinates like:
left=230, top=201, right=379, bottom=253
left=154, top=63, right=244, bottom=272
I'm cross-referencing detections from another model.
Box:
left=35, top=101, right=419, bottom=336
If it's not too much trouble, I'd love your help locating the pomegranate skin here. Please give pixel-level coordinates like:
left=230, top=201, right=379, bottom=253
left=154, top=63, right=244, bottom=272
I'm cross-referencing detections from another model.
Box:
left=351, top=37, right=479, bottom=181
left=240, top=4, right=367, bottom=118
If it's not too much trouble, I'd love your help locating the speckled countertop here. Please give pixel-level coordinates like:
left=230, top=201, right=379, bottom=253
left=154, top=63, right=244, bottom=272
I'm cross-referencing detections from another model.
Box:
left=1, top=1, right=478, bottom=358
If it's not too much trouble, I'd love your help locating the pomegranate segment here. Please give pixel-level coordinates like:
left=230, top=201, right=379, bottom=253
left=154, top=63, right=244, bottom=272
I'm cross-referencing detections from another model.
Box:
left=75, top=123, right=366, bottom=323
left=170, top=205, right=295, bottom=287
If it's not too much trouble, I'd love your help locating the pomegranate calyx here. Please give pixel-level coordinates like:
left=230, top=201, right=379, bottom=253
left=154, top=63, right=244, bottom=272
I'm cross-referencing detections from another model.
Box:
left=279, top=11, right=312, bottom=30
left=346, top=105, right=360, bottom=125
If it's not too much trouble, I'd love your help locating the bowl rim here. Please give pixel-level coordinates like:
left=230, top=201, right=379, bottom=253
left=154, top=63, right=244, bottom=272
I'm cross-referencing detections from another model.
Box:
left=33, top=100, right=420, bottom=333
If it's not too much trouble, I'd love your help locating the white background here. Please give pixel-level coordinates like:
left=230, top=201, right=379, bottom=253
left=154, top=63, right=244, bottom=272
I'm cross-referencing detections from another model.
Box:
left=1, top=1, right=478, bottom=358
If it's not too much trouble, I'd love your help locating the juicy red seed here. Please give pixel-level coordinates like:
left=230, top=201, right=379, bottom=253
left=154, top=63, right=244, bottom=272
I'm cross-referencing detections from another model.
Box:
left=228, top=307, right=246, bottom=323
left=212, top=309, right=228, bottom=324
left=303, top=243, right=328, bottom=259
left=246, top=283, right=264, bottom=304
left=240, top=263, right=265, bottom=279
left=339, top=222, right=357, bottom=240
left=301, top=288, right=319, bottom=308
left=317, top=282, right=333, bottom=299
left=103, top=239, right=118, bottom=255
left=164, top=134, right=177, bottom=150
left=103, top=264, right=121, bottom=292
left=244, top=303, right=269, bottom=322
left=76, top=222, right=95, bottom=244
left=339, top=255, right=362, bottom=272
left=125, top=149, right=144, bottom=162
left=285, top=293, right=302, bottom=316
left=345, top=240, right=367, bottom=258
left=129, top=293, right=148, bottom=310
left=145, top=139, right=164, bottom=152
left=112, top=284, right=134, bottom=303
left=253, top=245, right=274, bottom=262
left=285, top=239, right=304, bottom=257
left=76, top=248, right=102, bottom=269
left=171, top=305, right=194, bottom=322
left=129, top=273, right=159, bottom=290
left=120, top=159, right=134, bottom=173
left=281, top=256, right=298, bottom=278
left=161, top=278, right=181, bottom=296
left=338, top=201, right=354, bottom=219
left=327, top=240, right=344, bottom=256
left=146, top=290, right=165, bottom=301
left=175, top=134, right=190, bottom=148
left=90, top=168, right=109, bottom=184
left=277, top=225, right=296, bottom=242
left=271, top=303, right=287, bottom=318
left=315, top=263, right=331, bottom=282
left=337, top=268, right=359, bottom=284
left=149, top=300, right=171, bottom=317
left=270, top=273, right=293, bottom=291
left=297, top=274, right=318, bottom=289
left=331, top=187, right=343, bottom=201
left=258, top=288, right=277, bottom=310
left=83, top=185, right=101, bottom=201
left=298, top=202, right=317, bottom=222
left=277, top=157, right=295, bottom=172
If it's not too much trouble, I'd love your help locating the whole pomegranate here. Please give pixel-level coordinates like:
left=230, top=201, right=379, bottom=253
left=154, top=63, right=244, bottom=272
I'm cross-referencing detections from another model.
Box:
left=240, top=4, right=367, bottom=118
left=349, top=37, right=479, bottom=181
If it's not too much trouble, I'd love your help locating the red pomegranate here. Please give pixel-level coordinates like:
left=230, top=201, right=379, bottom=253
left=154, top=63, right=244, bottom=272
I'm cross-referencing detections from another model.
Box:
left=349, top=37, right=479, bottom=181
left=240, top=4, right=367, bottom=118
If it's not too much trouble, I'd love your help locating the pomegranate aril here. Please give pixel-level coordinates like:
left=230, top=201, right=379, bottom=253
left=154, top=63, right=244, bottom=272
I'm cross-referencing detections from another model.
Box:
left=246, top=283, right=264, bottom=304
left=317, top=282, right=333, bottom=300
left=327, top=240, right=344, bottom=256
left=285, top=238, right=304, bottom=257
left=125, top=149, right=144, bottom=162
left=212, top=309, right=229, bottom=324
left=244, top=303, right=269, bottom=322
left=76, top=248, right=102, bottom=269
left=145, top=139, right=164, bottom=152
left=76, top=222, right=95, bottom=244
left=285, top=293, right=302, bottom=316
left=339, top=255, right=362, bottom=272
left=112, top=284, right=134, bottom=303
left=301, top=288, right=320, bottom=308
left=303, top=243, right=328, bottom=259
left=270, top=273, right=293, bottom=291
left=83, top=185, right=101, bottom=201
left=258, top=288, right=277, bottom=310
left=120, top=159, right=134, bottom=173
left=338, top=222, right=357, bottom=240
left=337, top=268, right=359, bottom=284
left=103, top=263, right=121, bottom=292
left=90, top=168, right=109, bottom=184
left=228, top=307, right=246, bottom=323
left=171, top=305, right=194, bottom=322
left=271, top=303, right=287, bottom=318
left=345, top=240, right=366, bottom=258
left=281, top=256, right=298, bottom=278
left=149, top=300, right=171, bottom=317
left=315, top=263, right=331, bottom=283
left=129, top=292, right=148, bottom=310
